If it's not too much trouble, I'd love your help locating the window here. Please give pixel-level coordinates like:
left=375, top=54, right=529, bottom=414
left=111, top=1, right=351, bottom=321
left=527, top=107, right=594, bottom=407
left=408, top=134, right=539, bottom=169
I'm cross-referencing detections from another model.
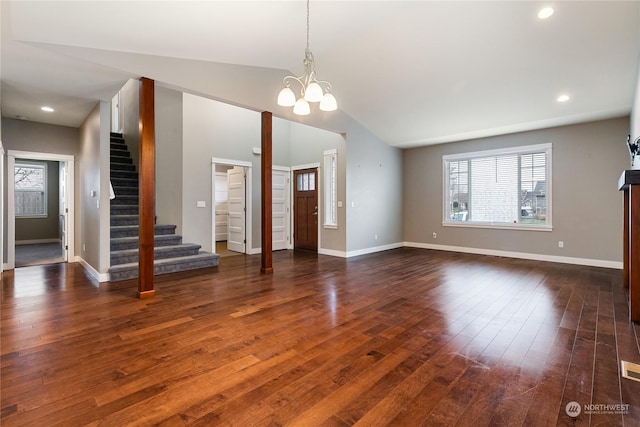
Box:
left=323, top=149, right=337, bottom=228
left=296, top=171, right=315, bottom=191
left=15, top=162, right=48, bottom=217
left=443, top=143, right=551, bottom=230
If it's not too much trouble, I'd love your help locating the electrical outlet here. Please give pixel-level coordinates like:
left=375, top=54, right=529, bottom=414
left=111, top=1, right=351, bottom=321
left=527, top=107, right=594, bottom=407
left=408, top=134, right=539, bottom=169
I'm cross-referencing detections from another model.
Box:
left=432, top=232, right=437, bottom=239
left=558, top=241, right=564, bottom=248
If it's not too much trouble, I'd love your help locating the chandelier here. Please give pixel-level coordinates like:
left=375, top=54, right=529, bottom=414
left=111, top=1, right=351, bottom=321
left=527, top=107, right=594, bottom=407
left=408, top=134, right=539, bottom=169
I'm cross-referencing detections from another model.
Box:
left=277, top=0, right=337, bottom=115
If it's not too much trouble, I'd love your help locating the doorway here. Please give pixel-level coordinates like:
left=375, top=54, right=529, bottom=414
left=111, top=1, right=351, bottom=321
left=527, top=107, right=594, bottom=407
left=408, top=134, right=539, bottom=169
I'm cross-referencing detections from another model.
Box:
left=7, top=151, right=75, bottom=270
left=212, top=158, right=252, bottom=256
left=226, top=166, right=247, bottom=254
left=272, top=167, right=291, bottom=251
left=293, top=168, right=318, bottom=252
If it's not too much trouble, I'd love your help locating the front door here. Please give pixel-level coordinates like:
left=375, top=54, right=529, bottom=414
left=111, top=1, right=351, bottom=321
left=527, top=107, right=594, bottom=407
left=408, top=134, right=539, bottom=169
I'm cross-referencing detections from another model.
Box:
left=227, top=166, right=246, bottom=253
left=294, top=168, right=318, bottom=251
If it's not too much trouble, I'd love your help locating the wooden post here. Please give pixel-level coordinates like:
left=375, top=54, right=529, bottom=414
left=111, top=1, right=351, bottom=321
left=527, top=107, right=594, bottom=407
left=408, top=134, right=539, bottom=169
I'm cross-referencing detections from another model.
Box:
left=138, top=77, right=155, bottom=297
left=623, top=189, right=629, bottom=288
left=261, top=111, right=273, bottom=274
left=619, top=170, right=640, bottom=322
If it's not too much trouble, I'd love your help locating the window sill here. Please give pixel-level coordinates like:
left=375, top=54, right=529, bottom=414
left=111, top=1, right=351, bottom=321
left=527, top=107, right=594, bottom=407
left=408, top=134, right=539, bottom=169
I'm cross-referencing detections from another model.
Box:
left=442, top=222, right=553, bottom=232
left=323, top=224, right=338, bottom=230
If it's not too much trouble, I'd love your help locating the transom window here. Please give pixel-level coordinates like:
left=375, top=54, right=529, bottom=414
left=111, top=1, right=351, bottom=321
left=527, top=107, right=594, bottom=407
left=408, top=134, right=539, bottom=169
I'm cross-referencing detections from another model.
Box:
left=15, top=162, right=48, bottom=217
left=296, top=171, right=315, bottom=191
left=443, top=143, right=552, bottom=230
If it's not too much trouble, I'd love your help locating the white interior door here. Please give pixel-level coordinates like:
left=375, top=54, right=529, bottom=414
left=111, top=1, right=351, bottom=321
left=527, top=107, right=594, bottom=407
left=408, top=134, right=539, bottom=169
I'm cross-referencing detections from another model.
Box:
left=227, top=166, right=246, bottom=253
left=59, top=162, right=69, bottom=261
left=272, top=169, right=289, bottom=251
left=214, top=172, right=229, bottom=241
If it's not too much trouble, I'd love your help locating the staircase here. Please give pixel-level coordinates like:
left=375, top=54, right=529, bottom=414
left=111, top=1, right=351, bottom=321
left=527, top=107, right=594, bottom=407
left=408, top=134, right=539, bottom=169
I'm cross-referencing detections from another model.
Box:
left=109, top=132, right=219, bottom=281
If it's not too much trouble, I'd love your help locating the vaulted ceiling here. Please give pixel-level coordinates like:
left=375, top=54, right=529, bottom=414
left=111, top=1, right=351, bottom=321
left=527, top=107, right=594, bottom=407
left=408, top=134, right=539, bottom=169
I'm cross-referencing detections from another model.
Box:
left=2, top=1, right=639, bottom=148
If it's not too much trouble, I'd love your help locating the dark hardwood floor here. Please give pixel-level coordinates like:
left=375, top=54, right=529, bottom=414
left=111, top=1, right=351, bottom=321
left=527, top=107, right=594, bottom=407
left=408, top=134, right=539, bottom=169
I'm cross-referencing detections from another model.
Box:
left=1, top=248, right=639, bottom=426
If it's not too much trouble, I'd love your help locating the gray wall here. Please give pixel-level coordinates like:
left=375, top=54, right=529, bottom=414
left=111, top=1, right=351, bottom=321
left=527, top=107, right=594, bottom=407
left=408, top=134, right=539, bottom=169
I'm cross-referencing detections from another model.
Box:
left=155, top=86, right=184, bottom=233
left=631, top=56, right=640, bottom=167
left=1, top=118, right=79, bottom=262
left=176, top=92, right=348, bottom=254
left=181, top=93, right=292, bottom=253
left=15, top=160, right=59, bottom=242
left=345, top=123, right=403, bottom=253
left=403, top=116, right=630, bottom=263
left=289, top=121, right=347, bottom=253
left=79, top=102, right=111, bottom=274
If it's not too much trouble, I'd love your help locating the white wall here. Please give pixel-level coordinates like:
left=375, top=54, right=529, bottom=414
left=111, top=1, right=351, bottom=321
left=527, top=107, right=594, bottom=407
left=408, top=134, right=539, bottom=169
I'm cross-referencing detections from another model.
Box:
left=78, top=102, right=111, bottom=276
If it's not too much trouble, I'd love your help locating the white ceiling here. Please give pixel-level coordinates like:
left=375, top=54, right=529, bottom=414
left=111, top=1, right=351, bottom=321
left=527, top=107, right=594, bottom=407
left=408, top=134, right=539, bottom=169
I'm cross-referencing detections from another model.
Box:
left=2, top=1, right=639, bottom=148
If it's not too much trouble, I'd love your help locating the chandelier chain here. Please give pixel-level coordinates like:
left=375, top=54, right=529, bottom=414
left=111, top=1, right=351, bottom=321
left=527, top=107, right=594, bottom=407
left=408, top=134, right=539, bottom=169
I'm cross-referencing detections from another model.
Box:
left=306, top=0, right=310, bottom=51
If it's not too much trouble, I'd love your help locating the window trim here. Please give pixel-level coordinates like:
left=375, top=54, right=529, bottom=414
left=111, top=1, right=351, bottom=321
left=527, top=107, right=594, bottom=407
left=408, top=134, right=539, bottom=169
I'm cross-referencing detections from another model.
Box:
left=15, top=161, right=48, bottom=218
left=323, top=149, right=338, bottom=229
left=442, top=143, right=552, bottom=231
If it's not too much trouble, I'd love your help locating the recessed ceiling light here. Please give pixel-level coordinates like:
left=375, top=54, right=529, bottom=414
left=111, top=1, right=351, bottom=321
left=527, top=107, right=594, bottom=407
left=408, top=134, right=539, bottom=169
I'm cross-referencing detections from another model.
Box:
left=41, top=106, right=54, bottom=112
left=557, top=95, right=570, bottom=103
left=538, top=7, right=554, bottom=19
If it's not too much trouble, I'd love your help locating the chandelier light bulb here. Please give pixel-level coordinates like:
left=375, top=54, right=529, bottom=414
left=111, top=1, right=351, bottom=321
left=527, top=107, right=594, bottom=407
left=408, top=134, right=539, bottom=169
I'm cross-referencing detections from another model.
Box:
left=304, top=82, right=323, bottom=102
left=277, top=87, right=296, bottom=107
left=293, top=98, right=311, bottom=115
left=319, top=93, right=337, bottom=111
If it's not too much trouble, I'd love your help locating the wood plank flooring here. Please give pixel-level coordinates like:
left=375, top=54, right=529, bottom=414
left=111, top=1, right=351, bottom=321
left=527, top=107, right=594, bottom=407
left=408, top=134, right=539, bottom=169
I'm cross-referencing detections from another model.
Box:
left=1, top=248, right=639, bottom=426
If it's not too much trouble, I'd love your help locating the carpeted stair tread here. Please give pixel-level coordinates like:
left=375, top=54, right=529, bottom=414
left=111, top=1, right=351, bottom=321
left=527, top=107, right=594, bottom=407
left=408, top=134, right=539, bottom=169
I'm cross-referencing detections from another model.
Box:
left=111, top=234, right=182, bottom=251
left=111, top=205, right=139, bottom=215
left=109, top=252, right=220, bottom=281
left=111, top=195, right=138, bottom=205
left=111, top=243, right=202, bottom=264
left=112, top=186, right=138, bottom=196
left=111, top=170, right=138, bottom=179
left=111, top=224, right=176, bottom=238
left=110, top=215, right=139, bottom=226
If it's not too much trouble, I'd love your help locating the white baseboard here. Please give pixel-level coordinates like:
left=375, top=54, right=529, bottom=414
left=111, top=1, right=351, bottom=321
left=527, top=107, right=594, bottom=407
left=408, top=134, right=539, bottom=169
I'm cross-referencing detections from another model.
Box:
left=404, top=241, right=623, bottom=269
left=78, top=258, right=110, bottom=282
left=318, top=248, right=348, bottom=258
left=249, top=248, right=262, bottom=255
left=319, top=242, right=404, bottom=259
left=346, top=242, right=405, bottom=258
left=16, top=238, right=61, bottom=245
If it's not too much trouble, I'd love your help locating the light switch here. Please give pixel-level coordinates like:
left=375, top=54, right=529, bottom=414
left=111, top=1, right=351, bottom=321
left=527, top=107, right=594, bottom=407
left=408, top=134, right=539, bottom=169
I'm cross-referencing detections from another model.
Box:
left=197, top=201, right=206, bottom=208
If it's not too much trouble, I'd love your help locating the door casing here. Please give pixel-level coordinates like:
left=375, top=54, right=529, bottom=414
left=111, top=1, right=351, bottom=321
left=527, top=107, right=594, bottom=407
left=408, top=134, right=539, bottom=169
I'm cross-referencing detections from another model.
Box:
left=293, top=167, right=319, bottom=252
left=6, top=150, right=75, bottom=270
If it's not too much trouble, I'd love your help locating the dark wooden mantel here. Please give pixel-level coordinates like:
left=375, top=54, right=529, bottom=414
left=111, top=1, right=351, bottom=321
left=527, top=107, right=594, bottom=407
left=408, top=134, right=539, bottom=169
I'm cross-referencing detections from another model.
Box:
left=618, top=169, right=640, bottom=322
